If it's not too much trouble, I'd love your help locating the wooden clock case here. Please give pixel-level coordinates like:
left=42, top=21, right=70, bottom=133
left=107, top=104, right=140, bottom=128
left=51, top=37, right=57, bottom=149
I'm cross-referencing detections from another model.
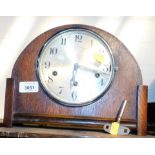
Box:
left=3, top=24, right=148, bottom=136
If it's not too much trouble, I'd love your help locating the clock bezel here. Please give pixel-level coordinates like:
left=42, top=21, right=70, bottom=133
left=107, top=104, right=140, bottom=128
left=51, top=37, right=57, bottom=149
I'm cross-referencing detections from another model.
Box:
left=36, top=27, right=116, bottom=107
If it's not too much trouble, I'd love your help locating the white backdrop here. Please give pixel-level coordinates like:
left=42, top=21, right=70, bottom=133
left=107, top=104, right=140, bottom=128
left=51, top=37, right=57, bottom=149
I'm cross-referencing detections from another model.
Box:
left=0, top=16, right=155, bottom=119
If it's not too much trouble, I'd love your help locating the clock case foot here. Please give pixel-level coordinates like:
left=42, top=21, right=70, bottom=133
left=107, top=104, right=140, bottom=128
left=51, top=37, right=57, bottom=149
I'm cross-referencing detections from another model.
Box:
left=3, top=78, right=148, bottom=136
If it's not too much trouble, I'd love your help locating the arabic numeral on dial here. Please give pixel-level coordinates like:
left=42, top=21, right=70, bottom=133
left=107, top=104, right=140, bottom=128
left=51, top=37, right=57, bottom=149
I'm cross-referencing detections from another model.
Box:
left=75, top=35, right=83, bottom=43
left=103, top=64, right=111, bottom=73
left=61, top=38, right=66, bottom=45
left=50, top=47, right=58, bottom=55
left=48, top=75, right=53, bottom=83
left=71, top=91, right=77, bottom=100
left=59, top=86, right=64, bottom=94
left=101, top=78, right=104, bottom=86
left=44, top=61, right=51, bottom=69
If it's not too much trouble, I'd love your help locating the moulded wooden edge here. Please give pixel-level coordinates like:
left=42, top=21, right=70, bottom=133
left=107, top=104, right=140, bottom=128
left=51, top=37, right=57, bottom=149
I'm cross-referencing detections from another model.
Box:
left=13, top=113, right=137, bottom=131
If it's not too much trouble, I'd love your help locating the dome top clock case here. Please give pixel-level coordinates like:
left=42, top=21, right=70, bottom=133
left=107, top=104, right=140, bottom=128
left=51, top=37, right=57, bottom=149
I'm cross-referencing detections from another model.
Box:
left=3, top=24, right=148, bottom=136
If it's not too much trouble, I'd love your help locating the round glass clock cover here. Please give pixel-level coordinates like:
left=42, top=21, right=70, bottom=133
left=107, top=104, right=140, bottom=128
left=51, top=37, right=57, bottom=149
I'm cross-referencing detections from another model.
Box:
left=37, top=28, right=115, bottom=106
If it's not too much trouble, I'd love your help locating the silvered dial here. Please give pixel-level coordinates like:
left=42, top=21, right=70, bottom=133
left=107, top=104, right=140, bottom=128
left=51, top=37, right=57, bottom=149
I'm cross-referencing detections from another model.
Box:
left=37, top=28, right=115, bottom=106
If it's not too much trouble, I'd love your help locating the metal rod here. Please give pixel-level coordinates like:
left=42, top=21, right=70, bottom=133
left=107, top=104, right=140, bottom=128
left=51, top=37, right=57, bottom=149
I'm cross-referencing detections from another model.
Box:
left=116, top=100, right=127, bottom=123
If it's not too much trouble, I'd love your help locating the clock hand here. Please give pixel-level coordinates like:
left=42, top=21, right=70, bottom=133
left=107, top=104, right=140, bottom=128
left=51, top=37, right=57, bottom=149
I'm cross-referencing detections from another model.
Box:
left=78, top=64, right=110, bottom=75
left=70, top=63, right=79, bottom=89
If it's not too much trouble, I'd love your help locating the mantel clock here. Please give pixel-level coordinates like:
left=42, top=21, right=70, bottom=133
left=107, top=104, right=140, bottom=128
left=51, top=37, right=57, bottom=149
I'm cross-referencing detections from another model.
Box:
left=3, top=24, right=148, bottom=136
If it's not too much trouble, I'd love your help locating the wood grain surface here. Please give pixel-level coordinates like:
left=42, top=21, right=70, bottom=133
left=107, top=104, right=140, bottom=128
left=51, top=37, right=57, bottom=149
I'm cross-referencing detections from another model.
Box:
left=137, top=85, right=148, bottom=136
left=3, top=78, right=15, bottom=127
left=0, top=126, right=152, bottom=138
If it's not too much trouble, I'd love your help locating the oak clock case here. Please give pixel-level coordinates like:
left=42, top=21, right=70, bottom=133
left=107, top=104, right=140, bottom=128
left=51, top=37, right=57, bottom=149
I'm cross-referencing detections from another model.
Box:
left=3, top=24, right=148, bottom=136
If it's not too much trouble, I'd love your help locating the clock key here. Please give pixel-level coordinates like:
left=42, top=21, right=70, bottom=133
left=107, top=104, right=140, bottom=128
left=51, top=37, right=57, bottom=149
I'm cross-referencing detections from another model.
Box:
left=116, top=99, right=128, bottom=124
left=103, top=100, right=130, bottom=135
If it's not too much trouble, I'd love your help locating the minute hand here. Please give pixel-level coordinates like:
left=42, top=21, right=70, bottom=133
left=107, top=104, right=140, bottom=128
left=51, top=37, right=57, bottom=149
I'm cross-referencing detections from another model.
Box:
left=78, top=64, right=110, bottom=75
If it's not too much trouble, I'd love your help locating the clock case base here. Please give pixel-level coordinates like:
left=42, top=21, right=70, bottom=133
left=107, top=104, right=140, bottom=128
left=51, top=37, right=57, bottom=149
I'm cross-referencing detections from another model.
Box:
left=2, top=25, right=148, bottom=136
left=3, top=78, right=147, bottom=135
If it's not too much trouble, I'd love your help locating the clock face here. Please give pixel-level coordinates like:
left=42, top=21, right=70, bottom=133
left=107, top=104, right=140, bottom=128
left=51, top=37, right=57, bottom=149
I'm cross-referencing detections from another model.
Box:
left=36, top=28, right=115, bottom=106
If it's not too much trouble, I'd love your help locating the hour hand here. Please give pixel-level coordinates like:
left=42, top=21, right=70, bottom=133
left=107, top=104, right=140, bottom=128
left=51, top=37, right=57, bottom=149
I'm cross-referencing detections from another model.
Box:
left=70, top=63, right=79, bottom=89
